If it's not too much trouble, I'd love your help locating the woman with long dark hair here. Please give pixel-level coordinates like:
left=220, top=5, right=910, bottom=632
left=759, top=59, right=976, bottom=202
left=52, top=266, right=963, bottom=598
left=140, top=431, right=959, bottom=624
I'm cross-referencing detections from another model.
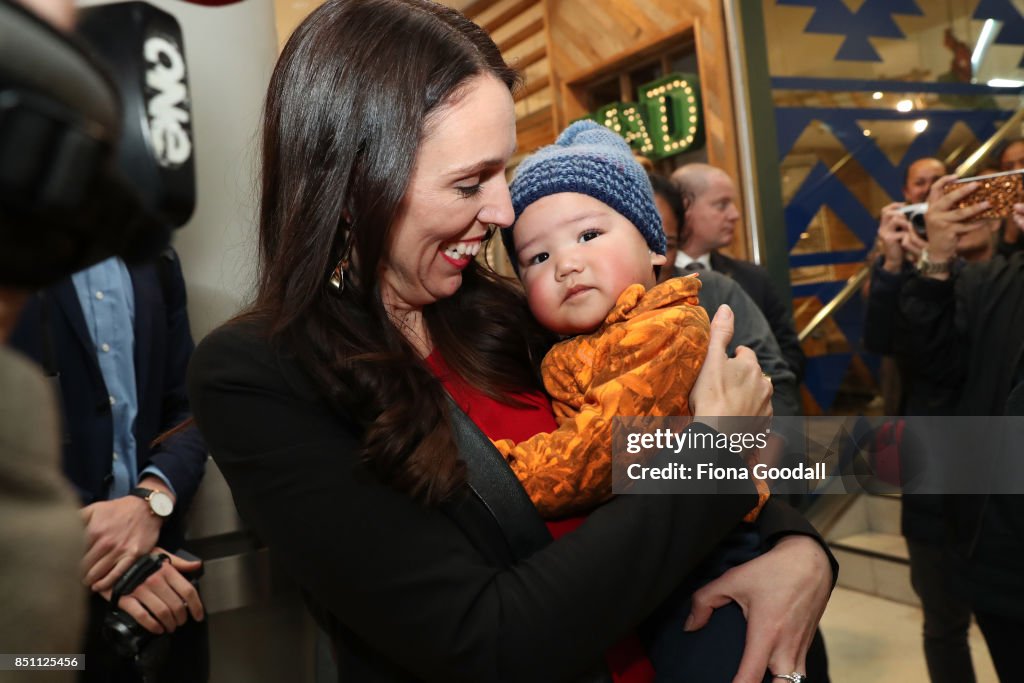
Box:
left=187, top=1, right=834, bottom=680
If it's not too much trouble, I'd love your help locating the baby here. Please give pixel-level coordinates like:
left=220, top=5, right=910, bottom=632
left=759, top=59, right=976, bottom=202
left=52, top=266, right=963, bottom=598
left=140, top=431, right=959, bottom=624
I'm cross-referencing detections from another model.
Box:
left=496, top=120, right=769, bottom=681
left=492, top=120, right=768, bottom=520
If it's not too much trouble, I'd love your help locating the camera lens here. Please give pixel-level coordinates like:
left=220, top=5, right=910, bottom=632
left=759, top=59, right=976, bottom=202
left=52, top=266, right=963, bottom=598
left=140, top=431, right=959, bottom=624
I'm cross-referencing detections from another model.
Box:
left=103, top=610, right=151, bottom=658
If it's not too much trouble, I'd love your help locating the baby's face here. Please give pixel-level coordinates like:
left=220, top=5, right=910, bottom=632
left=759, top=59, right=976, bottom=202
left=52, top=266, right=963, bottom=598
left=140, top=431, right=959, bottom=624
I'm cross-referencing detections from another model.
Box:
left=513, top=192, right=665, bottom=335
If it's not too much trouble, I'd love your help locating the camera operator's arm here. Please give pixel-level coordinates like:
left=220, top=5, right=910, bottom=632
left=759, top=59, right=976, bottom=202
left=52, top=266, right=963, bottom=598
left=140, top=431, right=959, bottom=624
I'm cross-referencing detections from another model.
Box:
left=81, top=475, right=173, bottom=591
left=895, top=177, right=988, bottom=389
left=102, top=548, right=204, bottom=635
left=866, top=204, right=923, bottom=355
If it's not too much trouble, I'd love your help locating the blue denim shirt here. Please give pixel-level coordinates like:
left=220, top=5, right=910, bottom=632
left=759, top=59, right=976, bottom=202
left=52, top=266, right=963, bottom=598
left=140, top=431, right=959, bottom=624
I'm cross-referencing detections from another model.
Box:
left=72, top=258, right=174, bottom=498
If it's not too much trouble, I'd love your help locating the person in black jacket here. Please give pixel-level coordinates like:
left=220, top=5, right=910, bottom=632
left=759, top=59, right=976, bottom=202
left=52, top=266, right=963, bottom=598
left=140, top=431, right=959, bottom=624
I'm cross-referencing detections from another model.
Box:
left=670, top=164, right=805, bottom=382
left=186, top=2, right=837, bottom=681
left=897, top=175, right=1024, bottom=683
left=651, top=172, right=800, bottom=418
left=864, top=157, right=1004, bottom=683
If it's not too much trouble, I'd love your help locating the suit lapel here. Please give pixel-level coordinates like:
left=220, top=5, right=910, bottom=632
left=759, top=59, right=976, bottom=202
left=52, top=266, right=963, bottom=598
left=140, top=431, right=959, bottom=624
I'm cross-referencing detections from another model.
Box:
left=129, top=264, right=152, bottom=410
left=710, top=251, right=732, bottom=277
left=51, top=280, right=106, bottom=390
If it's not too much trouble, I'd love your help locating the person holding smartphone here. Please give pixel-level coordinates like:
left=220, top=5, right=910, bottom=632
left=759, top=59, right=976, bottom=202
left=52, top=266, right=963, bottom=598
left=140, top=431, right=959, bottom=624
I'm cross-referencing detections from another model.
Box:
left=864, top=158, right=1005, bottom=683
left=895, top=175, right=1024, bottom=683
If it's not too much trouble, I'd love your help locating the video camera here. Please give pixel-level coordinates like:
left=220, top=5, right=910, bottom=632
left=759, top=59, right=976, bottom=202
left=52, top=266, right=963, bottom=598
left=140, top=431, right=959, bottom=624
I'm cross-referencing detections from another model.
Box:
left=103, top=551, right=203, bottom=659
left=0, top=0, right=194, bottom=288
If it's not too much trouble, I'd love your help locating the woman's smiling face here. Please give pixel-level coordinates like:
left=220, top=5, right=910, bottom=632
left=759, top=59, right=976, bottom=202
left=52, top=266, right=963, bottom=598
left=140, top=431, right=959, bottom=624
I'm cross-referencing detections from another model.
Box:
left=379, top=75, right=517, bottom=315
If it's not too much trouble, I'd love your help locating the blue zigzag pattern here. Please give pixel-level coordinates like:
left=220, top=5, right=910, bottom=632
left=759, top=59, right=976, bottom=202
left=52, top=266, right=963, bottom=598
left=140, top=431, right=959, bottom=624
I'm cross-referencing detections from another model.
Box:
left=778, top=108, right=1005, bottom=252
left=776, top=109, right=1004, bottom=195
left=777, top=0, right=923, bottom=61
left=785, top=162, right=877, bottom=251
left=974, top=0, right=1024, bottom=66
left=975, top=0, right=1024, bottom=44
left=778, top=107, right=1007, bottom=411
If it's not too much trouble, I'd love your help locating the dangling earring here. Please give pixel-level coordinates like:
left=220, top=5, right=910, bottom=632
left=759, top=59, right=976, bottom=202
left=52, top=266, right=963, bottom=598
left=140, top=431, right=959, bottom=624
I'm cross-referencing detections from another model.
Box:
left=328, top=232, right=355, bottom=293
left=328, top=261, right=346, bottom=291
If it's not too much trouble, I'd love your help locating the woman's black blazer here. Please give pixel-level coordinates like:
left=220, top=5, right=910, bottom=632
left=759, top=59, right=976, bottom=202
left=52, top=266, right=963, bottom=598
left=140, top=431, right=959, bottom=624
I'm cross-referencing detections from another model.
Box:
left=187, top=320, right=834, bottom=683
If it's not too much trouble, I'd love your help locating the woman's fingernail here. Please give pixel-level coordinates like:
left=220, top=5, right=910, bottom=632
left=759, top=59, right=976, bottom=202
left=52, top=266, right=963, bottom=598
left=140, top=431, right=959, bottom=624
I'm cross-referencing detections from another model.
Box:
left=683, top=614, right=695, bottom=631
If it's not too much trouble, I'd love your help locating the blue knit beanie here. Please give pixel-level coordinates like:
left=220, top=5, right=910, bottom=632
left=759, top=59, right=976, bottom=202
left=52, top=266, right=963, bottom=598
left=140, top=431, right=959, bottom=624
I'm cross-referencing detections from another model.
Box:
left=503, top=120, right=665, bottom=273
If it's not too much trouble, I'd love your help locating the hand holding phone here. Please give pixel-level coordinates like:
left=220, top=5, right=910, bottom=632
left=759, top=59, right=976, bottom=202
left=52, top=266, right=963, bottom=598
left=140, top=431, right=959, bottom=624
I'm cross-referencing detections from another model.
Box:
left=923, top=174, right=993, bottom=265
left=944, top=168, right=1024, bottom=218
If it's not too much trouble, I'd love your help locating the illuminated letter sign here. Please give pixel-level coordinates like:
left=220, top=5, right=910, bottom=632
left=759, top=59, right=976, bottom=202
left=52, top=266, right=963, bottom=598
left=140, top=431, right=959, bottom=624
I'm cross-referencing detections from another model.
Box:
left=595, top=102, right=655, bottom=156
left=580, top=73, right=703, bottom=161
left=639, top=74, right=703, bottom=159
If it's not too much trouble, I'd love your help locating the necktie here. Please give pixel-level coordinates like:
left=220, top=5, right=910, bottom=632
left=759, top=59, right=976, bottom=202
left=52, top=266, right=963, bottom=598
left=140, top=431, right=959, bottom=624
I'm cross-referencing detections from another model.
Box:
left=684, top=262, right=705, bottom=272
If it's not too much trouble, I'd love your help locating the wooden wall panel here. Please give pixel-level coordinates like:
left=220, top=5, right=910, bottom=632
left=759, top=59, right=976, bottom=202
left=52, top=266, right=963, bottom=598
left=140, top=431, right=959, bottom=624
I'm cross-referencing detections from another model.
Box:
left=474, top=0, right=538, bottom=33
left=546, top=0, right=746, bottom=257
left=515, top=88, right=553, bottom=119
left=458, top=0, right=557, bottom=159
left=502, top=29, right=547, bottom=68
left=490, top=2, right=545, bottom=51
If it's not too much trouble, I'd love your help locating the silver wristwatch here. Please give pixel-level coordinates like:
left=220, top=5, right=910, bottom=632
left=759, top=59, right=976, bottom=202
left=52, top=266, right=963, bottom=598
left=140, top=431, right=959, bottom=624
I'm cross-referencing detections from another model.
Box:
left=916, top=247, right=952, bottom=276
left=129, top=487, right=174, bottom=517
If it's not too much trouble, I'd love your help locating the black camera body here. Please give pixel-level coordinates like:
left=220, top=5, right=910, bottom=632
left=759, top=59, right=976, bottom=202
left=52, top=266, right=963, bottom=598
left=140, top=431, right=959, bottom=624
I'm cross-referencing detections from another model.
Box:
left=103, top=551, right=203, bottom=660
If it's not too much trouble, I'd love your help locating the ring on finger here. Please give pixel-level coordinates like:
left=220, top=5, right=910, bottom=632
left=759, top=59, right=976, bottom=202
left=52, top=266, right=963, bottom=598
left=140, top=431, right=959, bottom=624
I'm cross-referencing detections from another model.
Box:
left=773, top=674, right=807, bottom=683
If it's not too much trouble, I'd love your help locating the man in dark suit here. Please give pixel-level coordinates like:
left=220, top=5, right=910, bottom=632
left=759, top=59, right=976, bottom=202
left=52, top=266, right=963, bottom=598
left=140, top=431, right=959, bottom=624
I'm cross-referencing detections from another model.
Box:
left=10, top=249, right=207, bottom=682
left=670, top=164, right=805, bottom=382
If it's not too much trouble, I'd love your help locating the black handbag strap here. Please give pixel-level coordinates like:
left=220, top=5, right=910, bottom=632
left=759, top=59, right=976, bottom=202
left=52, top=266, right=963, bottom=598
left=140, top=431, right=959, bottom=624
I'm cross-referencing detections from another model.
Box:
left=444, top=398, right=613, bottom=683
left=445, top=396, right=552, bottom=559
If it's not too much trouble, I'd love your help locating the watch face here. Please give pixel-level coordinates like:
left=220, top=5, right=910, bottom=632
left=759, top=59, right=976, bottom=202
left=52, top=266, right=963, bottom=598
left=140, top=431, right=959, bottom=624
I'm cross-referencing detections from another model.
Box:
left=149, top=491, right=174, bottom=517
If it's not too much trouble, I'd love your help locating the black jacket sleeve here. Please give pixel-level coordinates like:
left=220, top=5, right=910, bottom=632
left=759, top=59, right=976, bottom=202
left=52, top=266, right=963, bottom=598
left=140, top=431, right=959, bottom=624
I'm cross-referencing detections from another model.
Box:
left=188, top=322, right=833, bottom=682
left=896, top=272, right=968, bottom=392
left=864, top=258, right=910, bottom=355
left=143, top=250, right=207, bottom=514
left=759, top=280, right=806, bottom=383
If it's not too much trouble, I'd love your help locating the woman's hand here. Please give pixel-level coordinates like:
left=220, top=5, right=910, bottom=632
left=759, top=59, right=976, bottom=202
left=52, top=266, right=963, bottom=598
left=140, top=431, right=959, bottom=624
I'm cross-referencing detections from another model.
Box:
left=685, top=535, right=832, bottom=683
left=923, top=175, right=991, bottom=266
left=690, top=304, right=773, bottom=420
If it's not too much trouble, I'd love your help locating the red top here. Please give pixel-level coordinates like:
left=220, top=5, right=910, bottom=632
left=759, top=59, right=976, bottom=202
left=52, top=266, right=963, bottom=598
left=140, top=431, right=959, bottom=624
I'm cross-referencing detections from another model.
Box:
left=425, top=352, right=655, bottom=683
